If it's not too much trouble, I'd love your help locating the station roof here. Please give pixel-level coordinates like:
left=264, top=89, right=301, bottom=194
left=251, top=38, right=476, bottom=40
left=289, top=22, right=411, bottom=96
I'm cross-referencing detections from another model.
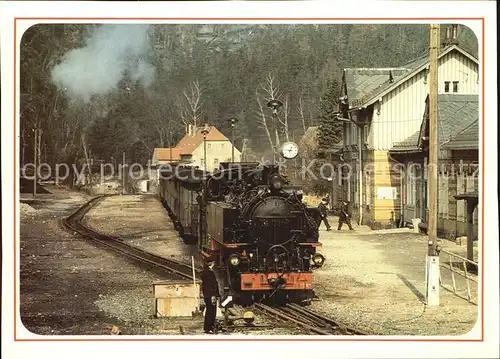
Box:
left=390, top=94, right=479, bottom=154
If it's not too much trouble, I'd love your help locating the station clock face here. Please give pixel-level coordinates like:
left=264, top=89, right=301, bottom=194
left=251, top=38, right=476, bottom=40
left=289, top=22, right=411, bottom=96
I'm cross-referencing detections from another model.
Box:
left=280, top=141, right=299, bottom=159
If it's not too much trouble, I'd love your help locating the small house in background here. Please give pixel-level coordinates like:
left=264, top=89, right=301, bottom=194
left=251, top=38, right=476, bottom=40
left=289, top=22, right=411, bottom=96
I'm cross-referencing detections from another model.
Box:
left=151, top=124, right=241, bottom=174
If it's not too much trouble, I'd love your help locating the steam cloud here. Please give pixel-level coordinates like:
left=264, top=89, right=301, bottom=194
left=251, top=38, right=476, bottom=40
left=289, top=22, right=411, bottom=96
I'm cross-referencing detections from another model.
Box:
left=51, top=24, right=155, bottom=102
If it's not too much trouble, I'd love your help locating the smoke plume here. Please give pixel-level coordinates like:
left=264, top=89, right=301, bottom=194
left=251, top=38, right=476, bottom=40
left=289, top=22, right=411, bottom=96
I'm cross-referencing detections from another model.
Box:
left=51, top=24, right=155, bottom=102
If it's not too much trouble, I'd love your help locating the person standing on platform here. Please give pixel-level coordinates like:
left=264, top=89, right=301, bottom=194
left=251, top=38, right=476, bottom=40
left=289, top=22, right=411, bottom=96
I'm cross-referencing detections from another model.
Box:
left=318, top=199, right=332, bottom=231
left=338, top=201, right=354, bottom=230
left=322, top=194, right=331, bottom=209
left=200, top=257, right=219, bottom=334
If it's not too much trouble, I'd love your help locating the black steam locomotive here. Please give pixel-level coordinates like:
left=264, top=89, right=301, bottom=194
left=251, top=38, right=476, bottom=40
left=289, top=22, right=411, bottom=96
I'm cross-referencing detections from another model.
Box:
left=159, top=162, right=325, bottom=304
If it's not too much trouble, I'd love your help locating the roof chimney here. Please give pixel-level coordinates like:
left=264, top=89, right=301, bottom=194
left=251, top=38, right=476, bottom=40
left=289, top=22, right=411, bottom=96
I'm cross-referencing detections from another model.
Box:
left=452, top=24, right=458, bottom=40
left=188, top=124, right=192, bottom=136
left=442, top=24, right=459, bottom=48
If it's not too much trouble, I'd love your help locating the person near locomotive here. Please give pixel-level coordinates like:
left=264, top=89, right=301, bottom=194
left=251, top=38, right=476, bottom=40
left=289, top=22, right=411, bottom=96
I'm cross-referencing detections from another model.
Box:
left=322, top=194, right=331, bottom=209
left=317, top=199, right=332, bottom=231
left=338, top=201, right=354, bottom=230
left=200, top=257, right=219, bottom=334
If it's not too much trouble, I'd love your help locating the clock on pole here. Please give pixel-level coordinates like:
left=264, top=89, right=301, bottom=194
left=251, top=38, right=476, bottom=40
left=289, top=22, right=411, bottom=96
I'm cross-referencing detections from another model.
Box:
left=280, top=141, right=299, bottom=159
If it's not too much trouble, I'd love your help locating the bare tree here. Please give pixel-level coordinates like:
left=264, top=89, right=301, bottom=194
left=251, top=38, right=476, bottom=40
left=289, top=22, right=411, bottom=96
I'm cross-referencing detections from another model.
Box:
left=297, top=96, right=307, bottom=132
left=277, top=94, right=290, bottom=142
left=254, top=88, right=274, bottom=152
left=182, top=80, right=203, bottom=129
left=257, top=73, right=284, bottom=148
left=259, top=73, right=280, bottom=101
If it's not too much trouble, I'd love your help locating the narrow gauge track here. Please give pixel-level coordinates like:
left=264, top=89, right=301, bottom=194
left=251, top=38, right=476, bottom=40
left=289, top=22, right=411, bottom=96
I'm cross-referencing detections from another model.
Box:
left=64, top=195, right=367, bottom=336
left=63, top=195, right=197, bottom=281
left=254, top=303, right=367, bottom=335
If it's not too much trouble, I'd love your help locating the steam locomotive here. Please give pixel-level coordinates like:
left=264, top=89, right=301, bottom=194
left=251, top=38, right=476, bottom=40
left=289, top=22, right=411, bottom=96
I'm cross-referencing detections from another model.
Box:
left=158, top=162, right=325, bottom=304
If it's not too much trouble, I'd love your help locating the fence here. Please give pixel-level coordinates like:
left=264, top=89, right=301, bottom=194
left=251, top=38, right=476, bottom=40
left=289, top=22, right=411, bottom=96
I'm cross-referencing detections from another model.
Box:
left=439, top=249, right=478, bottom=305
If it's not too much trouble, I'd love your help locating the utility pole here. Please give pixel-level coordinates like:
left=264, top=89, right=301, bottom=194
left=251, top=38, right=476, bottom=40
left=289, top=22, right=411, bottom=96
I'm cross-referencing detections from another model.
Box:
left=241, top=138, right=248, bottom=162
left=122, top=151, right=126, bottom=195
left=426, top=24, right=440, bottom=307
left=229, top=118, right=238, bottom=163
left=32, top=128, right=38, bottom=198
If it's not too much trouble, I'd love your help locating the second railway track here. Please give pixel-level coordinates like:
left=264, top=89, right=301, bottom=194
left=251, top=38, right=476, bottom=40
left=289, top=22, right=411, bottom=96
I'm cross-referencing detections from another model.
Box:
left=63, top=195, right=198, bottom=281
left=64, top=195, right=368, bottom=336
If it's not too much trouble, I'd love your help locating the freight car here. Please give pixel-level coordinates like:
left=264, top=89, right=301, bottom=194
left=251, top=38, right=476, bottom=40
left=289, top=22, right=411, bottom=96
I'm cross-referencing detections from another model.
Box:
left=159, top=161, right=325, bottom=304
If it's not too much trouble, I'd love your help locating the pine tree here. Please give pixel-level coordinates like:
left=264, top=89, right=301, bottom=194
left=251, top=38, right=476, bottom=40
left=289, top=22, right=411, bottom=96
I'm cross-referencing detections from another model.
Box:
left=317, top=79, right=343, bottom=158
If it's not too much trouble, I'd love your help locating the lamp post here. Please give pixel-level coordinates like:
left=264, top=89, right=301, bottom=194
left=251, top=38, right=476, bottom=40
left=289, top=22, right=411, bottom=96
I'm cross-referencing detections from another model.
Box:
left=169, top=131, right=173, bottom=162
left=228, top=118, right=238, bottom=163
left=327, top=177, right=334, bottom=210
left=200, top=127, right=210, bottom=250
left=201, top=127, right=209, bottom=173
left=266, top=99, right=283, bottom=164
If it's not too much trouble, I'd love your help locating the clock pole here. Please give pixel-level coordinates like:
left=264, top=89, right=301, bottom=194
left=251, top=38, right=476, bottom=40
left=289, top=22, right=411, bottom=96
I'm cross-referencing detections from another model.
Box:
left=266, top=99, right=283, bottom=165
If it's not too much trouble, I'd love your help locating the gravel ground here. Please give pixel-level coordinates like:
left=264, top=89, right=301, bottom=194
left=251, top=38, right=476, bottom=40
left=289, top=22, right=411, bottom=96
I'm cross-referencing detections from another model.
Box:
left=83, top=195, right=201, bottom=267
left=311, top=221, right=479, bottom=336
left=81, top=194, right=479, bottom=336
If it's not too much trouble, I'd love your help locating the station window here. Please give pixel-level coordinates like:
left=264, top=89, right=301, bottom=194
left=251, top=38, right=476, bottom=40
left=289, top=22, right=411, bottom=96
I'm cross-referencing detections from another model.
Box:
left=453, top=81, right=459, bottom=93
left=214, top=158, right=219, bottom=166
left=444, top=81, right=450, bottom=93
left=207, top=143, right=212, bottom=149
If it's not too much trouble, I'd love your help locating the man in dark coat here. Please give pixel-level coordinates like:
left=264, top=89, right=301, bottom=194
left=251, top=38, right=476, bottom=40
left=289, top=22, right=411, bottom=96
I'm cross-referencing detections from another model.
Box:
left=322, top=194, right=331, bottom=209
left=318, top=199, right=332, bottom=231
left=338, top=201, right=354, bottom=230
left=200, top=257, right=219, bottom=334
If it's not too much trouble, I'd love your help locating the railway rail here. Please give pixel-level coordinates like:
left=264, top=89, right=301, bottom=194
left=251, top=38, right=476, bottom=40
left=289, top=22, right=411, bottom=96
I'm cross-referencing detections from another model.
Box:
left=64, top=195, right=367, bottom=336
left=63, top=195, right=197, bottom=281
left=254, top=303, right=367, bottom=335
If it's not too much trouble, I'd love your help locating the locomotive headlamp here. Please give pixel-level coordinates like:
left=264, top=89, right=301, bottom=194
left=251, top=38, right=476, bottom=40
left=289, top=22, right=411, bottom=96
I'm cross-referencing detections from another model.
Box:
left=229, top=254, right=240, bottom=266
left=312, top=253, right=325, bottom=267
left=269, top=174, right=284, bottom=191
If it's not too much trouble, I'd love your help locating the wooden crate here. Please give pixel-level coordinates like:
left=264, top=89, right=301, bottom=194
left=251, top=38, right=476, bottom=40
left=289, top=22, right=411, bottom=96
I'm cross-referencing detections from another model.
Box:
left=153, top=280, right=200, bottom=317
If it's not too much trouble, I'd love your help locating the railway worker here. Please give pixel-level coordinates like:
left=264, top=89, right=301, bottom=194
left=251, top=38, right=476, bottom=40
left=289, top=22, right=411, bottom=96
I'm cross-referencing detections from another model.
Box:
left=200, top=257, right=219, bottom=334
left=318, top=199, right=332, bottom=231
left=338, top=201, right=354, bottom=231
left=322, top=194, right=331, bottom=208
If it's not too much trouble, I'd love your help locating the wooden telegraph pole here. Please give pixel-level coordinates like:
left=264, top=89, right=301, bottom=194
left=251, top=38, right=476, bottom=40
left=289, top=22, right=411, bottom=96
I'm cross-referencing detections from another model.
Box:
left=426, top=24, right=440, bottom=307
left=33, top=128, right=38, bottom=198
left=122, top=151, right=126, bottom=195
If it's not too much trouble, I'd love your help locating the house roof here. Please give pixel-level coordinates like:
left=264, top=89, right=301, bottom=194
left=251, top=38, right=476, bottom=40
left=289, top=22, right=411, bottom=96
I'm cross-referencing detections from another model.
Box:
left=350, top=45, right=478, bottom=109
left=435, top=94, right=479, bottom=145
left=344, top=68, right=412, bottom=107
left=442, top=119, right=479, bottom=150
left=153, top=148, right=185, bottom=161
left=299, top=126, right=319, bottom=145
left=299, top=126, right=343, bottom=154
left=391, top=94, right=479, bottom=153
left=175, top=125, right=229, bottom=152
left=390, top=130, right=422, bottom=153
